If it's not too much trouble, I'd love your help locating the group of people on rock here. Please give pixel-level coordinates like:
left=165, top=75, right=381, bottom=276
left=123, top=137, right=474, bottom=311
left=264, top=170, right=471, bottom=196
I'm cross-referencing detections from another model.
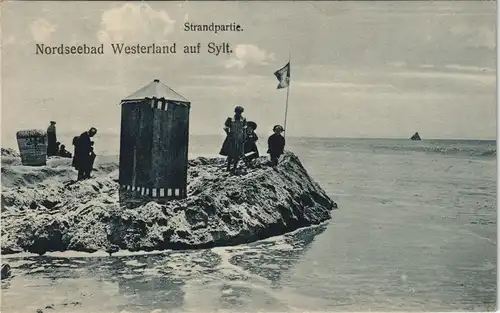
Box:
left=44, top=105, right=283, bottom=180
left=46, top=121, right=98, bottom=181
left=46, top=121, right=72, bottom=158
left=219, top=106, right=286, bottom=174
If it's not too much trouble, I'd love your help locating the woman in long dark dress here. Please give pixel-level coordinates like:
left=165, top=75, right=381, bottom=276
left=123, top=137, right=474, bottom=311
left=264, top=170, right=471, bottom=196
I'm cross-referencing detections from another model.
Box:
left=219, top=106, right=247, bottom=173
left=46, top=121, right=57, bottom=156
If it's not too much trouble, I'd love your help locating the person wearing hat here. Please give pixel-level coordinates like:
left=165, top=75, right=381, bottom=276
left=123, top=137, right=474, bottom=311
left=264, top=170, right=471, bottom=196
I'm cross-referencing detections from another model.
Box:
left=243, top=121, right=259, bottom=167
left=267, top=125, right=286, bottom=167
left=46, top=121, right=58, bottom=156
left=73, top=127, right=97, bottom=180
left=219, top=106, right=247, bottom=173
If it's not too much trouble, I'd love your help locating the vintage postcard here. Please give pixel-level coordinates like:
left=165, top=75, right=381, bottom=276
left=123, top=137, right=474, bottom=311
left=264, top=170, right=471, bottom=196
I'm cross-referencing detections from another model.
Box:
left=1, top=1, right=496, bottom=312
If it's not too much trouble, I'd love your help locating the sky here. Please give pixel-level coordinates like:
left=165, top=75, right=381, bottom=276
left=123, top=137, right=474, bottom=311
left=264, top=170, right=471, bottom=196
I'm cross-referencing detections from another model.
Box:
left=1, top=1, right=497, bottom=145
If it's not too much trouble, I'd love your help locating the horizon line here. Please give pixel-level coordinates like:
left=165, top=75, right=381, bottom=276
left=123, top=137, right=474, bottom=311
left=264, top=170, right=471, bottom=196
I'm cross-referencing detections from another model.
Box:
left=2, top=133, right=496, bottom=143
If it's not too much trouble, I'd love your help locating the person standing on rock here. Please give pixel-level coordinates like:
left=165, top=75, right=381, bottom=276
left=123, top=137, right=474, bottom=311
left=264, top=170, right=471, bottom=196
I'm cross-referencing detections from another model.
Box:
left=243, top=121, right=259, bottom=167
left=72, top=127, right=97, bottom=181
left=267, top=125, right=286, bottom=167
left=46, top=121, right=58, bottom=156
left=220, top=106, right=247, bottom=173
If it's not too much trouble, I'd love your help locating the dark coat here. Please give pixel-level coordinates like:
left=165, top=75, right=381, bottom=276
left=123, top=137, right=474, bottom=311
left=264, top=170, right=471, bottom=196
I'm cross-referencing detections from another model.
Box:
left=244, top=132, right=259, bottom=158
left=47, top=125, right=57, bottom=155
left=267, top=133, right=285, bottom=156
left=72, top=131, right=93, bottom=170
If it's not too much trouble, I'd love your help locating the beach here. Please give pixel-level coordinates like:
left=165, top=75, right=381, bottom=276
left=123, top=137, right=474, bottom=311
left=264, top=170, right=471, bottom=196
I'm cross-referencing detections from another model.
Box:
left=1, top=136, right=496, bottom=312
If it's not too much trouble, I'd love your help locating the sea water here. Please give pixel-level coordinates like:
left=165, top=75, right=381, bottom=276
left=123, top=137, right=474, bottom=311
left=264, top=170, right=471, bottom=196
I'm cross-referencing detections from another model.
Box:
left=1, top=137, right=496, bottom=312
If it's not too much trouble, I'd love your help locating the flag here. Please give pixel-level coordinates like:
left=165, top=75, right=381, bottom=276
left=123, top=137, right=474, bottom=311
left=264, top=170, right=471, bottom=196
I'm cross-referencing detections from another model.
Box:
left=274, top=62, right=290, bottom=89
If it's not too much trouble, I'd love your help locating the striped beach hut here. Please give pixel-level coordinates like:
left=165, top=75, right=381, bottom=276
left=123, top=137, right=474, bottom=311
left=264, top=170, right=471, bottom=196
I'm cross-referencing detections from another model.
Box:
left=119, top=79, right=191, bottom=200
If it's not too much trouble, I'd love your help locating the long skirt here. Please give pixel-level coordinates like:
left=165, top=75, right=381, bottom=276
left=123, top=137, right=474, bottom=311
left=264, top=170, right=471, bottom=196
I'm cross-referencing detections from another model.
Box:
left=219, top=136, right=244, bottom=158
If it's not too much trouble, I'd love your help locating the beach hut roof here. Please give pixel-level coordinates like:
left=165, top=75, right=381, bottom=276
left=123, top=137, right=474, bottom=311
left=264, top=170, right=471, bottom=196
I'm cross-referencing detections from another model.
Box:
left=122, top=79, right=190, bottom=103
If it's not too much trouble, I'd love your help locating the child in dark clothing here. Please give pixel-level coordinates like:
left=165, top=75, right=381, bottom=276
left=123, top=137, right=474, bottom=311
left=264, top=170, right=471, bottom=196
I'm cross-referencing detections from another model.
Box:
left=243, top=121, right=259, bottom=167
left=267, top=125, right=285, bottom=166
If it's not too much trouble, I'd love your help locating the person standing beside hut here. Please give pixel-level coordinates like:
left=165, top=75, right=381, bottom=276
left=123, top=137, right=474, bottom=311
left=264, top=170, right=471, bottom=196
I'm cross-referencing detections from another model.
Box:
left=220, top=106, right=247, bottom=173
left=72, top=127, right=97, bottom=181
left=46, top=121, right=57, bottom=156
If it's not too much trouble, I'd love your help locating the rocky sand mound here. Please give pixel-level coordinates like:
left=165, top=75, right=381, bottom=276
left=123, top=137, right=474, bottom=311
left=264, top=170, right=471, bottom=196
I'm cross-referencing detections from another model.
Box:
left=1, top=150, right=337, bottom=255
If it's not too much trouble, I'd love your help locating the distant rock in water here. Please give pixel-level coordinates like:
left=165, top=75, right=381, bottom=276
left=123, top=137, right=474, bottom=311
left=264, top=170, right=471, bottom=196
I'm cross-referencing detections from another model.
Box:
left=411, top=132, right=421, bottom=140
left=1, top=150, right=337, bottom=255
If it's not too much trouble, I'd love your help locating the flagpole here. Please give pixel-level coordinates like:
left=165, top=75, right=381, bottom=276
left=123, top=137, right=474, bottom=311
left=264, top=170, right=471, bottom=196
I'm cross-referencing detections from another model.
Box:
left=283, top=51, right=291, bottom=139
